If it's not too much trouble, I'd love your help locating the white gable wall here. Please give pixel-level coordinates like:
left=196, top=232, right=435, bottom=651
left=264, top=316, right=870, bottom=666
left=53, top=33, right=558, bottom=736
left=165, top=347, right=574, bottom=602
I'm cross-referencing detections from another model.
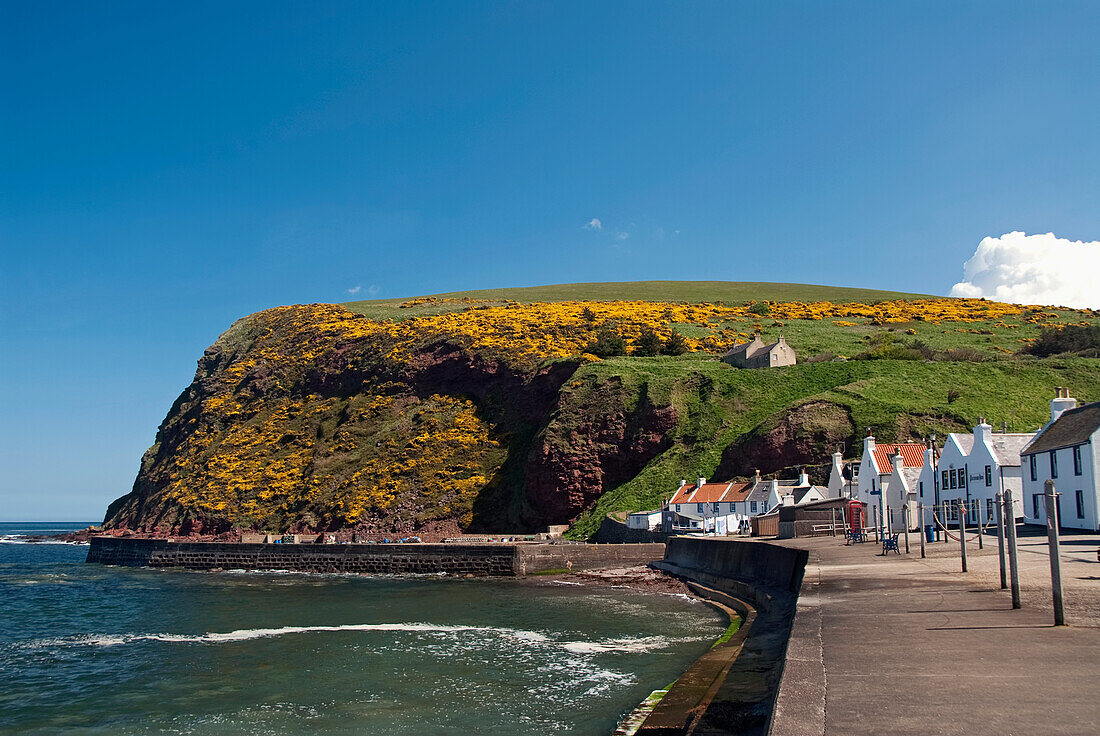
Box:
left=1022, top=432, right=1099, bottom=531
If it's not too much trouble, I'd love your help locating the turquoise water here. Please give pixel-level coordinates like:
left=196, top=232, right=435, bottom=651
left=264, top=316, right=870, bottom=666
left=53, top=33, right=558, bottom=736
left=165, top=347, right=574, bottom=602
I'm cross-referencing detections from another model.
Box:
left=0, top=523, right=725, bottom=735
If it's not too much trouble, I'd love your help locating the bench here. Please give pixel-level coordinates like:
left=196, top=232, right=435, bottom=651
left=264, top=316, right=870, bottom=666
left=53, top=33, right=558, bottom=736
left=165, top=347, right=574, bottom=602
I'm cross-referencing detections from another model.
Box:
left=882, top=533, right=901, bottom=555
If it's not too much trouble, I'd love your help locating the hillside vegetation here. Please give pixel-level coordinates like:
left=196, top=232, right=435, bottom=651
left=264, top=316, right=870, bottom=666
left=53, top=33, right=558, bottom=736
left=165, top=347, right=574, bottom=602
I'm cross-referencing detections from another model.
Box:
left=101, top=282, right=1100, bottom=540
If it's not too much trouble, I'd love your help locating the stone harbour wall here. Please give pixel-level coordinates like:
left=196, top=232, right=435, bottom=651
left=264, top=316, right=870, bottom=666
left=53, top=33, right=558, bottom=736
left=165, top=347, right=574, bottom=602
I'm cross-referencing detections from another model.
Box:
left=86, top=537, right=666, bottom=576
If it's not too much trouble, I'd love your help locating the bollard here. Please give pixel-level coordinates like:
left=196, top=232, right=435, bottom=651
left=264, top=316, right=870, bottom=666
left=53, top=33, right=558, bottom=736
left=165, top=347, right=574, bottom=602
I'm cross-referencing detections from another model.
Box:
left=1044, top=480, right=1066, bottom=626
left=976, top=501, right=984, bottom=550
left=1004, top=490, right=1021, bottom=609
left=903, top=506, right=910, bottom=553
left=958, top=499, right=968, bottom=573
left=995, top=491, right=1007, bottom=590
left=918, top=502, right=926, bottom=558
left=942, top=501, right=950, bottom=544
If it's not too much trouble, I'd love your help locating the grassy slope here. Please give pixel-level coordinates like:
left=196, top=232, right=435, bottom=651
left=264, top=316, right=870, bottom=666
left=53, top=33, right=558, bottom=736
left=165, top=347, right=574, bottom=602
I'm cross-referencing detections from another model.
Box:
left=342, top=280, right=936, bottom=320
left=337, top=280, right=1099, bottom=537
left=565, top=356, right=1100, bottom=538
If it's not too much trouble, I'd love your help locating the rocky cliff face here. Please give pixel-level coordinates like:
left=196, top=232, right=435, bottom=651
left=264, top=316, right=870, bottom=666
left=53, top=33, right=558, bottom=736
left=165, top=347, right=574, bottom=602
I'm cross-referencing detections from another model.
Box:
left=102, top=304, right=680, bottom=537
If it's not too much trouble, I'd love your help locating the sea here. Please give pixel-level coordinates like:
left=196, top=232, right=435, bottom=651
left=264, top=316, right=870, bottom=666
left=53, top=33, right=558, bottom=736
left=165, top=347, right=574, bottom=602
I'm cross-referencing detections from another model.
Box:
left=0, top=522, right=725, bottom=735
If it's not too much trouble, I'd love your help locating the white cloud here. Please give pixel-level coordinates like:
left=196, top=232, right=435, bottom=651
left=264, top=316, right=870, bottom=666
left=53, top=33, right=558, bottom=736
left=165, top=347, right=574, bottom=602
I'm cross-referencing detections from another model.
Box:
left=585, top=218, right=602, bottom=231
left=949, top=231, right=1100, bottom=309
left=616, top=231, right=629, bottom=241
left=346, top=285, right=361, bottom=294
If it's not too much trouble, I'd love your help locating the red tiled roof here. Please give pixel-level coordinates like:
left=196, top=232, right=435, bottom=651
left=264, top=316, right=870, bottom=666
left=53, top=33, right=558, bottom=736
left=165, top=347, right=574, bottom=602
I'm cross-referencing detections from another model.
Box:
left=722, top=482, right=752, bottom=502
left=871, top=444, right=926, bottom=474
left=669, top=481, right=751, bottom=505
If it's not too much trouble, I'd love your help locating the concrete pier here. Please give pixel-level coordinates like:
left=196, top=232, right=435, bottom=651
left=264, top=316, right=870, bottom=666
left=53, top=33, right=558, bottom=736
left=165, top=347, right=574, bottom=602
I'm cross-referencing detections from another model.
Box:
left=86, top=537, right=666, bottom=576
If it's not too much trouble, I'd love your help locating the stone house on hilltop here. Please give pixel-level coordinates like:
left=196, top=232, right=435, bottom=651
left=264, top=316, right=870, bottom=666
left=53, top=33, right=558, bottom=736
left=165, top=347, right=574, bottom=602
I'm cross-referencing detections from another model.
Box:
left=721, top=334, right=796, bottom=369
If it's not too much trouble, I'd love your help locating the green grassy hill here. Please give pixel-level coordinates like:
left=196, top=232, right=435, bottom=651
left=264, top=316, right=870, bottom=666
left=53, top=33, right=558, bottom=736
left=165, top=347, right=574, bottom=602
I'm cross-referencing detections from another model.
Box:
left=343, top=280, right=936, bottom=320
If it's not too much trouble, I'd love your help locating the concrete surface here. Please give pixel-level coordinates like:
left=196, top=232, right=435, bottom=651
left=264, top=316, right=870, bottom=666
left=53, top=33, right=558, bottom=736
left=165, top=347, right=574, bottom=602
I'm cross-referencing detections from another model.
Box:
left=769, top=527, right=1100, bottom=736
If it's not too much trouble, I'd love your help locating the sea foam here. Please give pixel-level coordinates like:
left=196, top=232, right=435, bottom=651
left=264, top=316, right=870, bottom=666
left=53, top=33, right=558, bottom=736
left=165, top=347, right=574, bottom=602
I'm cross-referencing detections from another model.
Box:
left=19, top=622, right=702, bottom=655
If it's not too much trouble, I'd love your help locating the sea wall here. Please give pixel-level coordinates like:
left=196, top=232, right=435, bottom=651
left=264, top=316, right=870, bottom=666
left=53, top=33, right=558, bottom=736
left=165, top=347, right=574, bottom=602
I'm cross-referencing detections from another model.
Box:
left=592, top=514, right=672, bottom=544
left=661, top=536, right=807, bottom=599
left=644, top=537, right=809, bottom=735
left=85, top=537, right=665, bottom=576
left=515, top=542, right=666, bottom=574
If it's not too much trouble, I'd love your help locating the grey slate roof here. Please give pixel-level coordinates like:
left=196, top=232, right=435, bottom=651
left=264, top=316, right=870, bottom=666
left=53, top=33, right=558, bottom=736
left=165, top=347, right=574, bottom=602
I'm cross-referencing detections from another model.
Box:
left=792, top=486, right=828, bottom=504
left=988, top=434, right=1034, bottom=466
left=745, top=479, right=805, bottom=505
left=950, top=434, right=975, bottom=454
left=1023, top=401, right=1100, bottom=455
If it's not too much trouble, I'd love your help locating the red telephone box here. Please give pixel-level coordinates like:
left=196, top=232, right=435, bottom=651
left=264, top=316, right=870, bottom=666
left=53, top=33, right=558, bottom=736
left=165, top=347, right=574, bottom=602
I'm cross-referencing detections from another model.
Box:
left=846, top=499, right=866, bottom=534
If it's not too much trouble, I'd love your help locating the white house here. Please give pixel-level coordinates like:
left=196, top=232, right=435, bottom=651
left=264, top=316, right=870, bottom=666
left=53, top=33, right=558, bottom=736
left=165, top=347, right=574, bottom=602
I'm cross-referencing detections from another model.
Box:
left=882, top=451, right=923, bottom=531
left=664, top=471, right=825, bottom=535
left=745, top=470, right=827, bottom=514
left=936, top=420, right=1034, bottom=525
left=856, top=432, right=927, bottom=532
left=666, top=478, right=753, bottom=534
left=626, top=510, right=663, bottom=531
left=826, top=451, right=858, bottom=498
left=1021, top=390, right=1100, bottom=531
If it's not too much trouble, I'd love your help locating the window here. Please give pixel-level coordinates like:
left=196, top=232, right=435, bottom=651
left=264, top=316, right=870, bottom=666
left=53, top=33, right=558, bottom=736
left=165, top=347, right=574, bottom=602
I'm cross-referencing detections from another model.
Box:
left=1030, top=455, right=1037, bottom=482
left=942, top=470, right=949, bottom=489
left=985, top=465, right=992, bottom=487
left=1033, top=494, right=1040, bottom=519
left=986, top=499, right=994, bottom=519
left=919, top=481, right=924, bottom=498
left=751, top=501, right=758, bottom=513
left=697, top=503, right=704, bottom=513
left=713, top=502, right=720, bottom=513
left=1050, top=450, right=1058, bottom=479
left=1073, top=446, right=1083, bottom=476
left=675, top=504, right=680, bottom=512
left=1076, top=490, right=1084, bottom=519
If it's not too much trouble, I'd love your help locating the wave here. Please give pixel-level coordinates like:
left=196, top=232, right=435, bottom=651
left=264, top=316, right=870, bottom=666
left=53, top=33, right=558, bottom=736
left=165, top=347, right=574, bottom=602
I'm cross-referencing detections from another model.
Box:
left=18, top=622, right=701, bottom=655
left=0, top=535, right=88, bottom=545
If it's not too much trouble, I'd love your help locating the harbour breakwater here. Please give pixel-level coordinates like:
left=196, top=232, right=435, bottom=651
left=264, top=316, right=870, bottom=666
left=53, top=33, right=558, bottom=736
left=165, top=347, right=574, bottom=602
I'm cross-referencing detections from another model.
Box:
left=85, top=537, right=665, bottom=576
left=639, top=537, right=809, bottom=736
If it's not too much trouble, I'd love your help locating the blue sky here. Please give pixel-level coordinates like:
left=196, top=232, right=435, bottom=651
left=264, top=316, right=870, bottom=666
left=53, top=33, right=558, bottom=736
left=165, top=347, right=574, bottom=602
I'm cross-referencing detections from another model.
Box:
left=2, top=1, right=1099, bottom=520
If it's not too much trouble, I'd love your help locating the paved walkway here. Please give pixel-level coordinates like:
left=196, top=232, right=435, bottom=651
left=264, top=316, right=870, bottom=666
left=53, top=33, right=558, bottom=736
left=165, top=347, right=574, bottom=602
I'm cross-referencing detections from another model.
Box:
left=768, top=528, right=1100, bottom=736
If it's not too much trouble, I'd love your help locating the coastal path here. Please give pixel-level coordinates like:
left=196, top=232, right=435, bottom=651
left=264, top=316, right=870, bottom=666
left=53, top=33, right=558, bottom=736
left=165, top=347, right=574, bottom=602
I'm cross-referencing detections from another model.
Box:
left=769, top=529, right=1100, bottom=736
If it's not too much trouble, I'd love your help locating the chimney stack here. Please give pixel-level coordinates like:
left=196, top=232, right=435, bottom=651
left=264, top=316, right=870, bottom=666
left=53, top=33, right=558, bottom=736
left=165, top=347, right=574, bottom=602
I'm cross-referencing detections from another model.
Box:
left=1050, top=387, right=1077, bottom=424
left=975, top=418, right=992, bottom=446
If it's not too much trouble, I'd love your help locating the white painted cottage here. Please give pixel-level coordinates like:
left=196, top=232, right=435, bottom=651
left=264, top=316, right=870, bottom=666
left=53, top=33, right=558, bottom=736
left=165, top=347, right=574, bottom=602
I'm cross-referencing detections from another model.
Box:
left=666, top=478, right=754, bottom=534
left=626, top=510, right=663, bottom=531
left=826, top=451, right=858, bottom=498
left=1021, top=389, right=1100, bottom=531
left=935, top=420, right=1034, bottom=525
left=856, top=432, right=927, bottom=532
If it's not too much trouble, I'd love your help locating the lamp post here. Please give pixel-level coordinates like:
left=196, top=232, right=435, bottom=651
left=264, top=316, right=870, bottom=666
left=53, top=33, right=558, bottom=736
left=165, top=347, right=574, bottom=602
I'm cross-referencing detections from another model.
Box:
left=930, top=433, right=941, bottom=541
